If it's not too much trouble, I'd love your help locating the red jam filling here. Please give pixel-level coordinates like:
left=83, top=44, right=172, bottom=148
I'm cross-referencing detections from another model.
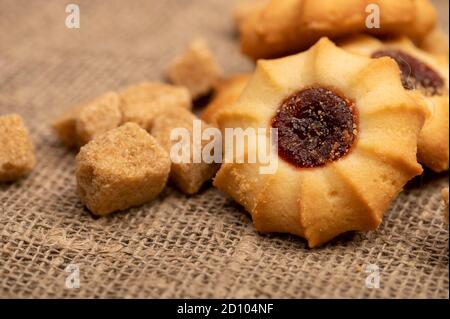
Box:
left=271, top=87, right=357, bottom=168
left=372, top=49, right=444, bottom=96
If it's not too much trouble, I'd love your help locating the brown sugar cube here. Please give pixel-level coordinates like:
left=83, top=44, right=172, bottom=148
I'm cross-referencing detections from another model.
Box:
left=120, top=82, right=192, bottom=107
left=52, top=92, right=122, bottom=148
left=119, top=82, right=192, bottom=131
left=201, top=73, right=251, bottom=127
left=166, top=39, right=223, bottom=99
left=76, top=93, right=122, bottom=146
left=0, top=114, right=36, bottom=182
left=51, top=104, right=83, bottom=148
left=151, top=108, right=219, bottom=195
left=76, top=122, right=171, bottom=216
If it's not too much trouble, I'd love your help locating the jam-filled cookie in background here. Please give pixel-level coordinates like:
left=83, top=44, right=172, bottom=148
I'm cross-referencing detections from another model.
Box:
left=419, top=27, right=449, bottom=56
left=233, top=0, right=268, bottom=26
left=238, top=0, right=437, bottom=60
left=340, top=35, right=449, bottom=173
left=213, top=38, right=427, bottom=247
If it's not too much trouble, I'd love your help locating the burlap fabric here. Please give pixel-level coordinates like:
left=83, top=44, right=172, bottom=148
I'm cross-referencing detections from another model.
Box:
left=0, top=0, right=448, bottom=299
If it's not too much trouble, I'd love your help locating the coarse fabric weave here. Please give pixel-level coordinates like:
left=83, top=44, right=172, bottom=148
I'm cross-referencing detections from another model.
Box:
left=0, top=0, right=448, bottom=298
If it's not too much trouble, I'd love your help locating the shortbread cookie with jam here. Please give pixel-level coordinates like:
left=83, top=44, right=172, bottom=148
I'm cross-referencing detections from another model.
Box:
left=214, top=38, right=426, bottom=247
left=201, top=74, right=251, bottom=127
left=341, top=35, right=449, bottom=172
left=233, top=0, right=268, bottom=25
left=238, top=0, right=437, bottom=59
left=419, top=28, right=449, bottom=56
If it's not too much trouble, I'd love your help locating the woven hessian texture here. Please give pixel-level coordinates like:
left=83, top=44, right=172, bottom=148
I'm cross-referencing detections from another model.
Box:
left=0, top=0, right=448, bottom=298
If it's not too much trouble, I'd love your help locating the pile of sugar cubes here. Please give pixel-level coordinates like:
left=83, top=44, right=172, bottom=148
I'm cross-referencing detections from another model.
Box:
left=1, top=39, right=222, bottom=216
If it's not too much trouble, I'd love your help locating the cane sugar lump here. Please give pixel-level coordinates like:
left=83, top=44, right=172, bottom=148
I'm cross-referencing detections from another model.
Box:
left=52, top=92, right=122, bottom=148
left=166, top=39, right=223, bottom=99
left=76, top=93, right=122, bottom=145
left=51, top=104, right=84, bottom=148
left=0, top=114, right=36, bottom=182
left=76, top=122, right=171, bottom=216
left=151, top=108, right=219, bottom=194
left=120, top=82, right=191, bottom=108
left=119, top=82, right=192, bottom=131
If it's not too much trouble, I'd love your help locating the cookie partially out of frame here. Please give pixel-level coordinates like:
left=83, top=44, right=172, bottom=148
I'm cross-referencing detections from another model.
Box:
left=213, top=38, right=426, bottom=247
left=419, top=27, right=449, bottom=56
left=238, top=0, right=437, bottom=60
left=233, top=0, right=268, bottom=25
left=340, top=35, right=449, bottom=172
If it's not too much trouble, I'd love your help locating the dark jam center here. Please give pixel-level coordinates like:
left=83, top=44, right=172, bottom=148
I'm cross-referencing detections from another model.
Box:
left=271, top=87, right=357, bottom=168
left=371, top=49, right=444, bottom=96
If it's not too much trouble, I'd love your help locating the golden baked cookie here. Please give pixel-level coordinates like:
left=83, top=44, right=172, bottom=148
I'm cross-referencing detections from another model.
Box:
left=238, top=0, right=437, bottom=59
left=340, top=35, right=449, bottom=172
left=201, top=74, right=251, bottom=127
left=213, top=38, right=426, bottom=247
left=233, top=0, right=268, bottom=26
left=402, top=0, right=439, bottom=41
left=419, top=28, right=449, bottom=56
